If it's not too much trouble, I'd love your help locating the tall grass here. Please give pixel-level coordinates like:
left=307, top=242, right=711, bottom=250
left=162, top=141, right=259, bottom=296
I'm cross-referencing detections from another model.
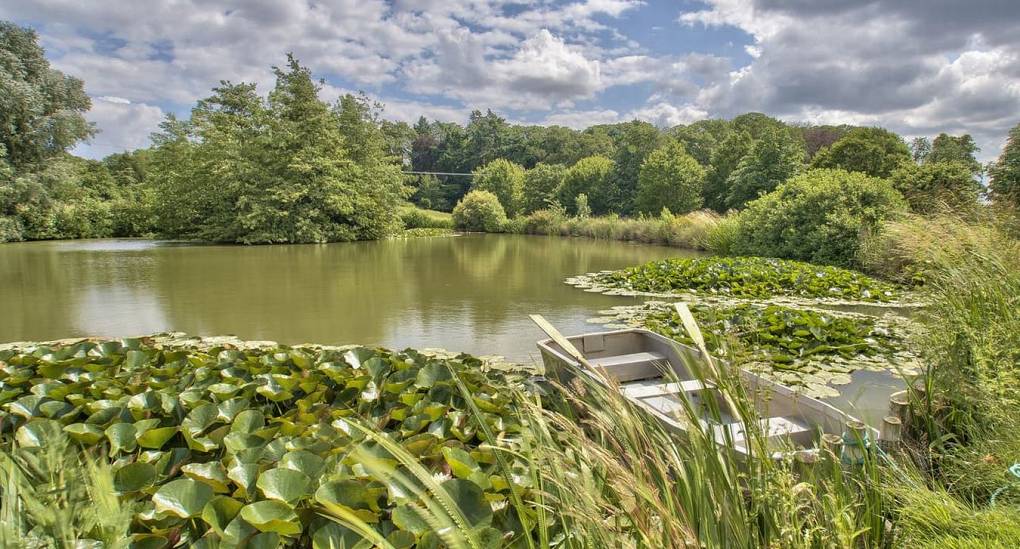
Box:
left=505, top=208, right=736, bottom=253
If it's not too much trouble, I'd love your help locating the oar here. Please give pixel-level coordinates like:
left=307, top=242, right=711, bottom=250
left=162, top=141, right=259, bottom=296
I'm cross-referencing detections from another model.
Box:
left=529, top=314, right=595, bottom=371
left=673, top=302, right=740, bottom=419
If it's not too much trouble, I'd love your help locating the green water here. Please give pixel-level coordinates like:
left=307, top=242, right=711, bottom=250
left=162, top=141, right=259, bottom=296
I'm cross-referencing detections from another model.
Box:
left=0, top=233, right=899, bottom=422
left=0, top=234, right=697, bottom=363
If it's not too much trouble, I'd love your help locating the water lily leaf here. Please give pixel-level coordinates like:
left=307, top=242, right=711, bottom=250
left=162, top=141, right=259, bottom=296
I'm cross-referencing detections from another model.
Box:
left=239, top=500, right=301, bottom=535
left=137, top=426, right=178, bottom=449
left=153, top=478, right=215, bottom=518
left=387, top=530, right=416, bottom=549
left=227, top=462, right=260, bottom=496
left=183, top=403, right=219, bottom=437
left=202, top=496, right=244, bottom=536
left=223, top=432, right=265, bottom=453
left=343, top=348, right=376, bottom=370
left=392, top=504, right=429, bottom=535
left=64, top=422, right=105, bottom=445
left=183, top=461, right=232, bottom=493
left=232, top=410, right=265, bottom=434
left=257, top=467, right=311, bottom=503
left=279, top=450, right=324, bottom=478
left=16, top=419, right=61, bottom=448
left=106, top=423, right=138, bottom=455
left=415, top=363, right=451, bottom=388
left=247, top=532, right=281, bottom=549
left=217, top=398, right=248, bottom=422
left=220, top=515, right=257, bottom=549
left=440, top=478, right=492, bottom=527
left=128, top=534, right=168, bottom=549
left=114, top=462, right=156, bottom=492
left=312, top=522, right=368, bottom=549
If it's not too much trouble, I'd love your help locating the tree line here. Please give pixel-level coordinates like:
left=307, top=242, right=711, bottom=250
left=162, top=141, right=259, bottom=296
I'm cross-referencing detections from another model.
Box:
left=2, top=19, right=1019, bottom=246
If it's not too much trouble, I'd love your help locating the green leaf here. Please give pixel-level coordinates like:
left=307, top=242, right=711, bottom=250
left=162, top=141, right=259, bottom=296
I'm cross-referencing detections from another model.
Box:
left=106, top=422, right=138, bottom=455
left=231, top=409, right=265, bottom=434
left=392, top=504, right=429, bottom=535
left=202, top=496, right=244, bottom=536
left=441, top=478, right=492, bottom=527
left=64, top=422, right=105, bottom=445
left=247, top=532, right=281, bottom=549
left=183, top=461, right=232, bottom=493
left=312, top=522, right=366, bottom=549
left=114, top=462, right=156, bottom=492
left=239, top=500, right=302, bottom=535
left=15, top=419, right=61, bottom=448
left=227, top=462, right=260, bottom=496
left=152, top=478, right=215, bottom=518
left=137, top=426, right=178, bottom=449
left=257, top=467, right=312, bottom=503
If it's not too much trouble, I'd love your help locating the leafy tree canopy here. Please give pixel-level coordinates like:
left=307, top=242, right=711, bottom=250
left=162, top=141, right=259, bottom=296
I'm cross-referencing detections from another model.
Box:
left=471, top=158, right=526, bottom=217
left=989, top=122, right=1020, bottom=208
left=635, top=140, right=706, bottom=215
left=810, top=127, right=911, bottom=178
left=725, top=126, right=805, bottom=210
left=559, top=155, right=616, bottom=215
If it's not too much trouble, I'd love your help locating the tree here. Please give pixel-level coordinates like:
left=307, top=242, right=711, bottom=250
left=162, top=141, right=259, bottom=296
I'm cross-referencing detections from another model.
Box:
left=559, top=156, right=615, bottom=215
left=928, top=133, right=981, bottom=175
left=670, top=119, right=732, bottom=166
left=471, top=158, right=525, bottom=217
left=801, top=125, right=851, bottom=159
left=989, top=122, right=1020, bottom=208
left=522, top=163, right=567, bottom=214
left=149, top=55, right=405, bottom=243
left=910, top=137, right=931, bottom=163
left=703, top=130, right=752, bottom=212
left=890, top=161, right=981, bottom=215
left=0, top=21, right=94, bottom=168
left=725, top=127, right=804, bottom=210
left=810, top=127, right=911, bottom=178
left=635, top=141, right=705, bottom=215
left=452, top=190, right=506, bottom=232
left=733, top=168, right=907, bottom=267
left=610, top=121, right=668, bottom=213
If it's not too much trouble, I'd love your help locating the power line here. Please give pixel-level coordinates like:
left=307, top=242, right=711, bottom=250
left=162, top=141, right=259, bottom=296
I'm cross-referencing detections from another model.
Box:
left=402, top=170, right=474, bottom=177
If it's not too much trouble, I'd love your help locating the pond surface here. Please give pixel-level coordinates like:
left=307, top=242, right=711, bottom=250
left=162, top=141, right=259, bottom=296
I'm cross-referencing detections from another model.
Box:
left=0, top=234, right=697, bottom=362
left=0, top=234, right=899, bottom=423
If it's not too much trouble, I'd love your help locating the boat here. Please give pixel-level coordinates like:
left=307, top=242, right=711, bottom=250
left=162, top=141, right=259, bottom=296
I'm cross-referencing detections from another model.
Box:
left=536, top=327, right=877, bottom=460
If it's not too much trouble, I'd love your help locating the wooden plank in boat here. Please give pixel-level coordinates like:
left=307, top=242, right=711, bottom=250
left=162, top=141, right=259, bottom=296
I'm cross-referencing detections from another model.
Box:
left=589, top=351, right=667, bottom=369
left=714, top=416, right=810, bottom=444
left=621, top=379, right=710, bottom=399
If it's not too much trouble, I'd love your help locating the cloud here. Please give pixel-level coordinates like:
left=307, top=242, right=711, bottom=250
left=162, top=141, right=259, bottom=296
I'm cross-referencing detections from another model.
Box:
left=72, top=97, right=164, bottom=159
left=680, top=0, right=1020, bottom=161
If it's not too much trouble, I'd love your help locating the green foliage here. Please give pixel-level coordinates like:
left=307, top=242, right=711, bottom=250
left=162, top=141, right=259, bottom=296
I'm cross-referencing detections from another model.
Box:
left=725, top=126, right=804, bottom=209
left=928, top=133, right=982, bottom=174
left=471, top=158, right=525, bottom=217
left=703, top=130, right=752, bottom=212
left=398, top=205, right=454, bottom=229
left=733, top=168, right=908, bottom=267
left=149, top=57, right=406, bottom=243
left=0, top=338, right=528, bottom=547
left=635, top=140, right=706, bottom=214
left=520, top=162, right=566, bottom=214
left=452, top=190, right=507, bottom=232
left=638, top=302, right=903, bottom=379
left=669, top=119, right=733, bottom=166
left=610, top=121, right=668, bottom=213
left=810, top=127, right=911, bottom=178
left=574, top=193, right=591, bottom=219
left=989, top=122, right=1020, bottom=208
left=559, top=155, right=615, bottom=215
left=588, top=255, right=901, bottom=301
left=0, top=21, right=93, bottom=168
left=890, top=160, right=982, bottom=214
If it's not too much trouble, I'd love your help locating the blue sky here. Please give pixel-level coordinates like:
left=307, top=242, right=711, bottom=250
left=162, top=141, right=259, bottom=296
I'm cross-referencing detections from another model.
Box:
left=2, top=1, right=1018, bottom=162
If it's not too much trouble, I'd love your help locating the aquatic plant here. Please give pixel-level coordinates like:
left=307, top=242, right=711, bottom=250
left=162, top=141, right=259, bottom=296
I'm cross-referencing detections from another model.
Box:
left=572, top=256, right=904, bottom=303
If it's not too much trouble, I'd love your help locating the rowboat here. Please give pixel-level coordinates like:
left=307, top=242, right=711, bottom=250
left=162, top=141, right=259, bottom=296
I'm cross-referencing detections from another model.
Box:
left=536, top=327, right=877, bottom=460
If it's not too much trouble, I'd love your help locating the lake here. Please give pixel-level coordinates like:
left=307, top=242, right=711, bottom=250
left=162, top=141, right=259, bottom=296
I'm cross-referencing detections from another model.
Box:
left=0, top=234, right=899, bottom=422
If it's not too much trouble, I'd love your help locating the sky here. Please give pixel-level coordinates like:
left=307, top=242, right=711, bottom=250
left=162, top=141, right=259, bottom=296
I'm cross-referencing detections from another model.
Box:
left=3, top=0, right=1019, bottom=163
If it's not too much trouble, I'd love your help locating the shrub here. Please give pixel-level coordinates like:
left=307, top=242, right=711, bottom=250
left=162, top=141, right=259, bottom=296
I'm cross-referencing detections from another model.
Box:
left=471, top=158, right=525, bottom=217
left=399, top=206, right=454, bottom=229
left=522, top=163, right=567, bottom=214
left=635, top=140, right=706, bottom=215
left=452, top=190, right=507, bottom=232
left=521, top=207, right=567, bottom=234
left=575, top=193, right=592, bottom=219
left=733, top=168, right=907, bottom=267
left=810, top=127, right=912, bottom=178
left=890, top=161, right=981, bottom=215
left=0, top=215, right=23, bottom=242
left=559, top=156, right=615, bottom=215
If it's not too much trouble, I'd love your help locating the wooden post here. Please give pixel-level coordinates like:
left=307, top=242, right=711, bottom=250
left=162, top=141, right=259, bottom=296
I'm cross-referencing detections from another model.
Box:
left=878, top=416, right=902, bottom=453
left=794, top=449, right=819, bottom=477
left=840, top=420, right=870, bottom=465
left=821, top=433, right=843, bottom=465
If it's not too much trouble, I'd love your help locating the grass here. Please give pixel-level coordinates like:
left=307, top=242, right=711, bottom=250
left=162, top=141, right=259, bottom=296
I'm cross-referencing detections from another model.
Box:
left=399, top=204, right=455, bottom=230
left=503, top=208, right=732, bottom=253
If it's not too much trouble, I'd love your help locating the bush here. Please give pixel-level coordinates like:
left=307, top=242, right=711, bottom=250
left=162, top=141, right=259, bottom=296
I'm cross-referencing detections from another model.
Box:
left=0, top=215, right=23, bottom=242
left=890, top=161, right=981, bottom=215
left=635, top=141, right=705, bottom=215
left=703, top=214, right=740, bottom=255
left=452, top=190, right=507, bottom=232
left=399, top=206, right=454, bottom=229
left=732, top=168, right=907, bottom=267
left=559, top=156, right=615, bottom=215
left=471, top=158, right=525, bottom=217
left=521, top=207, right=567, bottom=234
left=522, top=163, right=566, bottom=214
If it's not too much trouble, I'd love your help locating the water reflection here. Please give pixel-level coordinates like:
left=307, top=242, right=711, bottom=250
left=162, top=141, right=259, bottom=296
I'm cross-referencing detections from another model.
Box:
left=0, top=235, right=697, bottom=362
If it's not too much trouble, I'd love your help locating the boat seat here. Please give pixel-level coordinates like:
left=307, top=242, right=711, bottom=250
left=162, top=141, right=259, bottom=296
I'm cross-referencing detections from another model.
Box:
left=589, top=351, right=667, bottom=370
left=713, top=416, right=810, bottom=444
left=621, top=379, right=711, bottom=399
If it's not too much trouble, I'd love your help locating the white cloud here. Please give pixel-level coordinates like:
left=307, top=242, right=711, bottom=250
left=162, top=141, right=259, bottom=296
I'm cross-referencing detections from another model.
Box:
left=73, top=97, right=165, bottom=159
